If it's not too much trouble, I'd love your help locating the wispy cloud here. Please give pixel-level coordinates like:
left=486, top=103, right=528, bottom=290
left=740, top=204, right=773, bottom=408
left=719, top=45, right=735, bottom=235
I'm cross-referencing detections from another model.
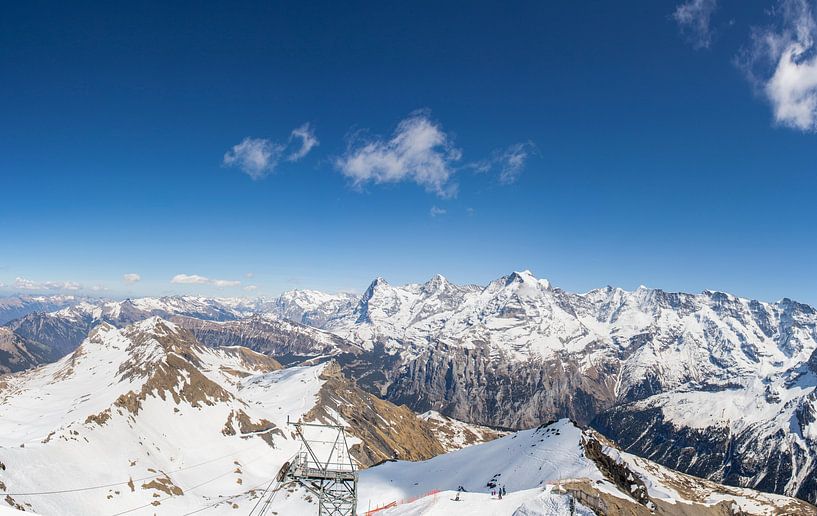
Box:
left=15, top=277, right=82, bottom=291
left=470, top=141, right=537, bottom=184
left=740, top=0, right=817, bottom=131
left=243, top=285, right=258, bottom=292
left=287, top=123, right=319, bottom=161
left=335, top=111, right=462, bottom=197
left=171, top=274, right=241, bottom=288
left=673, top=0, right=719, bottom=49
left=223, top=123, right=318, bottom=179
left=429, top=206, right=447, bottom=217
left=223, top=138, right=285, bottom=180
left=122, top=273, right=141, bottom=284
left=497, top=142, right=536, bottom=184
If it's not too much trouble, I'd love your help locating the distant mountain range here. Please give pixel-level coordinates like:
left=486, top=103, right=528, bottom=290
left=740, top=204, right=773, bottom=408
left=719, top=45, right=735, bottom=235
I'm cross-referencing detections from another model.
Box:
left=1, top=271, right=816, bottom=505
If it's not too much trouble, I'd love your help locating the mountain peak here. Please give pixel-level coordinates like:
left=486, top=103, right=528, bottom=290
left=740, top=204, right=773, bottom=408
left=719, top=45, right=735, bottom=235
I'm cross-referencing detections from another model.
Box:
left=131, top=315, right=179, bottom=335
left=423, top=273, right=449, bottom=292
left=362, top=277, right=389, bottom=299
left=506, top=270, right=549, bottom=289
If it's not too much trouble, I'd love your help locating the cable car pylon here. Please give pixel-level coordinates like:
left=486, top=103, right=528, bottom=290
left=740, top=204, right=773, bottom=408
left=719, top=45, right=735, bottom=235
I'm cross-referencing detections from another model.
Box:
left=284, top=419, right=358, bottom=516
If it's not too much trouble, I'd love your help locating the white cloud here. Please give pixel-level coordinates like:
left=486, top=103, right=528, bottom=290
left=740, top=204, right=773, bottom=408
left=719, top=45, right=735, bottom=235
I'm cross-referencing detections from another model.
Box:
left=171, top=274, right=210, bottom=285
left=469, top=141, right=536, bottom=184
left=243, top=285, right=258, bottom=292
left=223, top=137, right=285, bottom=180
left=171, top=274, right=240, bottom=289
left=224, top=123, right=318, bottom=180
left=122, top=273, right=141, bottom=284
left=288, top=123, right=319, bottom=161
left=742, top=0, right=817, bottom=131
left=14, top=277, right=82, bottom=291
left=245, top=272, right=254, bottom=279
left=429, top=206, right=447, bottom=217
left=335, top=111, right=462, bottom=197
left=497, top=142, right=536, bottom=184
left=90, top=285, right=108, bottom=292
left=674, top=0, right=718, bottom=49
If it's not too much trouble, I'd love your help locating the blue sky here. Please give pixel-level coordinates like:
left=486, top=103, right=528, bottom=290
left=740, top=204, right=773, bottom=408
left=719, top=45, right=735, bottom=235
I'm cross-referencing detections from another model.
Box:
left=1, top=0, right=816, bottom=303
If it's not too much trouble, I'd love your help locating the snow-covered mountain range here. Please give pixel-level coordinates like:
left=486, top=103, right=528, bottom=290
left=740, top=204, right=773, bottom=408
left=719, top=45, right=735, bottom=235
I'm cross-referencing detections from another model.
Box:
left=0, top=295, right=86, bottom=325
left=0, top=318, right=479, bottom=515
left=0, top=315, right=810, bottom=515
left=1, top=270, right=816, bottom=505
left=269, top=272, right=817, bottom=503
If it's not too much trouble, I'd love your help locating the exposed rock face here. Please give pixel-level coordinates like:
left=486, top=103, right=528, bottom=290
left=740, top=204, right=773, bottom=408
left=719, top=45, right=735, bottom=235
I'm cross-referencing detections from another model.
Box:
left=809, top=346, right=817, bottom=374
left=373, top=341, right=619, bottom=428
left=418, top=410, right=507, bottom=451
left=305, top=361, right=446, bottom=466
left=594, top=392, right=817, bottom=505
left=172, top=315, right=361, bottom=364
left=0, top=327, right=44, bottom=374
left=5, top=312, right=91, bottom=362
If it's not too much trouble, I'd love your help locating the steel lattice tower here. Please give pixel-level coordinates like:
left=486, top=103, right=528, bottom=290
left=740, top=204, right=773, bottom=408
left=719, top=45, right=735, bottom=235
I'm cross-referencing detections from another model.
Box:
left=286, top=421, right=358, bottom=516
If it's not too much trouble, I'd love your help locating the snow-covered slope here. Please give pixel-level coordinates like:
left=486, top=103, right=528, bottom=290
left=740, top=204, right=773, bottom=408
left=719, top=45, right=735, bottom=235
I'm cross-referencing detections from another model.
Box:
left=272, top=289, right=358, bottom=327
left=594, top=356, right=817, bottom=504
left=0, top=318, right=443, bottom=515
left=358, top=419, right=815, bottom=516
left=418, top=411, right=508, bottom=451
